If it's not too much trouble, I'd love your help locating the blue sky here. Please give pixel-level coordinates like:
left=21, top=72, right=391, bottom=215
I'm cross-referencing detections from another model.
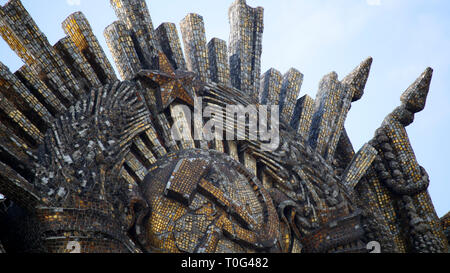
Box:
left=0, top=0, right=449, bottom=217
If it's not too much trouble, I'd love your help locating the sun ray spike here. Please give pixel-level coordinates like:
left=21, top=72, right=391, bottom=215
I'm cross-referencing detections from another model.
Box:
left=308, top=72, right=340, bottom=155
left=0, top=62, right=53, bottom=132
left=180, top=13, right=211, bottom=83
left=291, top=95, right=315, bottom=141
left=208, top=38, right=231, bottom=86
left=279, top=68, right=304, bottom=123
left=53, top=36, right=102, bottom=90
left=326, top=58, right=374, bottom=162
left=62, top=12, right=118, bottom=84
left=228, top=0, right=264, bottom=99
left=156, top=23, right=187, bottom=72
left=259, top=68, right=283, bottom=105
left=110, top=0, right=161, bottom=69
left=309, top=57, right=372, bottom=162
left=105, top=21, right=142, bottom=81
left=333, top=58, right=373, bottom=168
left=0, top=0, right=82, bottom=103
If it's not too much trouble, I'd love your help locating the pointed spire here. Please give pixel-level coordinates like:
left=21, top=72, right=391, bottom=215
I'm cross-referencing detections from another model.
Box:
left=342, top=57, right=373, bottom=102
left=384, top=67, right=433, bottom=127
left=333, top=58, right=373, bottom=164
left=360, top=66, right=447, bottom=252
left=400, top=67, right=433, bottom=114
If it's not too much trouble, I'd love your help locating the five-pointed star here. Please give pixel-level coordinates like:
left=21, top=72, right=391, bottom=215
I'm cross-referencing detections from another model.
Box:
left=143, top=51, right=196, bottom=110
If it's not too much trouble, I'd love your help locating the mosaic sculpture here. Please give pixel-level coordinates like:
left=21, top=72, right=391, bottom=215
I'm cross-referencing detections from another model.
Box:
left=0, top=0, right=448, bottom=253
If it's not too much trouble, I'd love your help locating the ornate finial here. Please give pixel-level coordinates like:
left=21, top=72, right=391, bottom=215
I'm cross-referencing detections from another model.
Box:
left=400, top=67, right=433, bottom=113
left=386, top=67, right=433, bottom=127
left=342, top=57, right=373, bottom=102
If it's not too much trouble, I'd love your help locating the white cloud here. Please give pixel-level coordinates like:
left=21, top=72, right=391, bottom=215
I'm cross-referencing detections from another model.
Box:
left=67, top=0, right=81, bottom=6
left=367, top=0, right=381, bottom=6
